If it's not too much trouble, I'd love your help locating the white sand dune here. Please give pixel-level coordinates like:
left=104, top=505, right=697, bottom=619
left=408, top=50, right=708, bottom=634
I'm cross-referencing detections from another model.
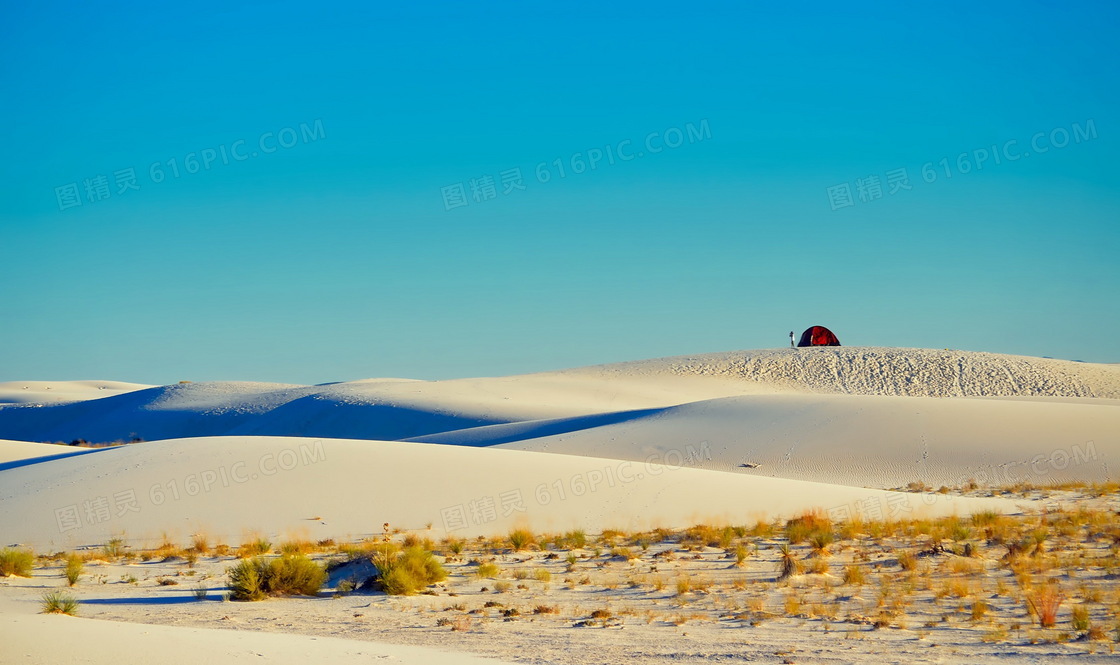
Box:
left=0, top=346, right=1115, bottom=552
left=0, top=380, right=150, bottom=405
left=1, top=347, right=1116, bottom=446
left=0, top=439, right=82, bottom=465
left=597, top=347, right=1120, bottom=398
left=0, top=436, right=1017, bottom=551
left=1, top=347, right=1116, bottom=665
left=0, top=593, right=513, bottom=665
left=412, top=394, right=1119, bottom=487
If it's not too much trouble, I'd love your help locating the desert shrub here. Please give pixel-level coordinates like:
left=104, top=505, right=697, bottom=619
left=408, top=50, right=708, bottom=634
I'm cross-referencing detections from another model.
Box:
left=897, top=551, right=917, bottom=571
left=0, top=548, right=34, bottom=577
left=475, top=562, right=501, bottom=579
left=1071, top=605, right=1090, bottom=632
left=786, top=510, right=831, bottom=547
left=41, top=591, right=79, bottom=615
left=279, top=539, right=314, bottom=555
left=374, top=546, right=447, bottom=595
left=228, top=558, right=267, bottom=601
left=843, top=564, right=866, bottom=586
left=533, top=568, right=551, bottom=583
left=102, top=538, right=126, bottom=560
left=64, top=554, right=83, bottom=586
left=777, top=544, right=797, bottom=581
left=809, top=530, right=834, bottom=555
left=561, top=530, right=587, bottom=549
left=190, top=533, right=210, bottom=554
left=443, top=538, right=466, bottom=555
left=268, top=555, right=326, bottom=595
left=508, top=529, right=535, bottom=551
left=238, top=537, right=272, bottom=557
left=1025, top=583, right=1064, bottom=628
left=227, top=555, right=326, bottom=601
left=807, top=557, right=829, bottom=574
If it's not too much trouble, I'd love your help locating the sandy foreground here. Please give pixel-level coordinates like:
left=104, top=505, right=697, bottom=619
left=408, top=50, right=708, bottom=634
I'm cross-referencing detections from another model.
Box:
left=1, top=347, right=1118, bottom=663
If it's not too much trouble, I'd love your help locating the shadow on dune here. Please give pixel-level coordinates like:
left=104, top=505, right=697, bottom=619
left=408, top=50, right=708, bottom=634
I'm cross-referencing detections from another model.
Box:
left=404, top=407, right=669, bottom=446
left=227, top=395, right=507, bottom=440
left=0, top=446, right=110, bottom=472
left=80, top=595, right=211, bottom=606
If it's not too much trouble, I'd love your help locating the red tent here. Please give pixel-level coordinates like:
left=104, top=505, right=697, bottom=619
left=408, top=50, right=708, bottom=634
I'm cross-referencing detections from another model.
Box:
left=797, top=325, right=840, bottom=347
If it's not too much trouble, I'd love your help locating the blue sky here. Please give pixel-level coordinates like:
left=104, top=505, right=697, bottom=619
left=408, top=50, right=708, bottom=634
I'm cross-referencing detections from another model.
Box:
left=2, top=1, right=1117, bottom=383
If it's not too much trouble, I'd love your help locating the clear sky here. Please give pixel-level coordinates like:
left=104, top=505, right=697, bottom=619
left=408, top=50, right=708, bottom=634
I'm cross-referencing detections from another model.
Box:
left=2, top=1, right=1117, bottom=384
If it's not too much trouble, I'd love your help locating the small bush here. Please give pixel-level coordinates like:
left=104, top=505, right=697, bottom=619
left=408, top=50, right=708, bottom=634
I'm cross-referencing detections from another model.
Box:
left=897, top=551, right=917, bottom=571
left=190, top=533, right=210, bottom=555
left=475, top=562, right=501, bottom=579
left=227, top=555, right=326, bottom=601
left=279, top=540, right=314, bottom=555
left=508, top=529, right=535, bottom=551
left=807, top=557, right=829, bottom=575
left=375, top=546, right=448, bottom=595
left=971, top=600, right=988, bottom=622
left=41, top=591, right=79, bottom=615
left=1025, top=583, right=1064, bottom=628
left=777, top=544, right=797, bottom=581
left=238, top=537, right=272, bottom=558
left=1071, top=605, right=1090, bottom=632
left=102, top=538, right=126, bottom=560
left=269, top=555, right=328, bottom=596
left=0, top=548, right=34, bottom=577
left=562, top=530, right=587, bottom=549
left=64, top=554, right=83, bottom=586
left=228, top=559, right=267, bottom=600
left=533, top=568, right=551, bottom=583
left=444, top=538, right=465, bottom=556
left=843, top=565, right=866, bottom=586
left=785, top=510, right=831, bottom=545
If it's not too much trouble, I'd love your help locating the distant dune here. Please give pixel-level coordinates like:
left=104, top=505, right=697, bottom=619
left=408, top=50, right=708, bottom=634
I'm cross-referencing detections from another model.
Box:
left=0, top=347, right=1116, bottom=549
left=1, top=348, right=1117, bottom=445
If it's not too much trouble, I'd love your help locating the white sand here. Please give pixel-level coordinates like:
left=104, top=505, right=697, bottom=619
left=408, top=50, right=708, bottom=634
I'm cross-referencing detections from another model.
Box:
left=0, top=436, right=1016, bottom=551
left=2, top=346, right=1117, bottom=664
left=0, top=592, right=514, bottom=664
left=0, top=380, right=150, bottom=404
left=2, top=347, right=1116, bottom=445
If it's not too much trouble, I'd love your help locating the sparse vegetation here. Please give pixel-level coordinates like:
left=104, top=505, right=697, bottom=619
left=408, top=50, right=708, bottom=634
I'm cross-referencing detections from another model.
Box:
left=238, top=537, right=272, bottom=558
left=508, top=529, right=535, bottom=551
left=0, top=548, right=34, bottom=577
left=41, top=591, right=80, bottom=615
left=373, top=546, right=448, bottom=595
left=1025, top=582, right=1064, bottom=628
left=20, top=504, right=1119, bottom=658
left=475, top=562, right=501, bottom=579
left=64, top=554, right=83, bottom=586
left=228, top=555, right=326, bottom=600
